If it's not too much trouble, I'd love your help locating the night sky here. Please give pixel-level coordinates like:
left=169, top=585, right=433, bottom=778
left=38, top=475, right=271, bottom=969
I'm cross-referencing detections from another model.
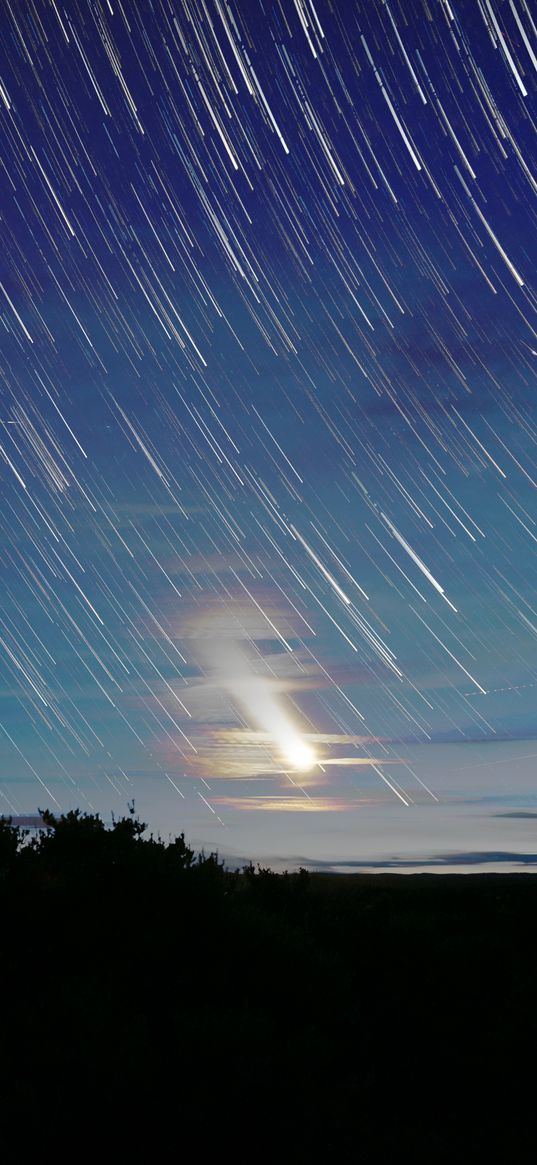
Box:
left=1, top=0, right=536, bottom=871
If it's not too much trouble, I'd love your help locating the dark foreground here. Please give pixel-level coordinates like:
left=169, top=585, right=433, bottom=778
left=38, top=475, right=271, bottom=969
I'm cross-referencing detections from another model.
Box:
left=1, top=809, right=535, bottom=1160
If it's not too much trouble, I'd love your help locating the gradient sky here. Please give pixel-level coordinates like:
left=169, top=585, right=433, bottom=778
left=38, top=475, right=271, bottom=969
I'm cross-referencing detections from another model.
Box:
left=1, top=0, right=536, bottom=871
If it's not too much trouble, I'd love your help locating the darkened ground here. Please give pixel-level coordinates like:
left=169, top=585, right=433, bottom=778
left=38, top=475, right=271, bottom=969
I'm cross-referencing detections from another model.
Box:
left=1, top=808, right=535, bottom=1161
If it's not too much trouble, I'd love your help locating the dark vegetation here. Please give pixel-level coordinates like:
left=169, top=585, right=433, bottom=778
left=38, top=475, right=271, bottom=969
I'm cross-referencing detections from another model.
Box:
left=1, top=807, right=535, bottom=1159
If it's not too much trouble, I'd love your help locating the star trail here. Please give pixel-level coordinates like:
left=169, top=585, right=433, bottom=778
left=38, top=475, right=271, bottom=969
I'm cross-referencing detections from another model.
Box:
left=1, top=0, right=536, bottom=869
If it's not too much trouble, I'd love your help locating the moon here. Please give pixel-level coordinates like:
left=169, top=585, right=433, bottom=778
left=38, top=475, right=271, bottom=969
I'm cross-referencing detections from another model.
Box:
left=283, top=740, right=316, bottom=772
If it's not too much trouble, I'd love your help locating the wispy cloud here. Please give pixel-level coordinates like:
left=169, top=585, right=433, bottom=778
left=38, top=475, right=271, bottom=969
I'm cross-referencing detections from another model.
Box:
left=299, top=851, right=537, bottom=870
left=211, top=796, right=367, bottom=813
left=494, top=811, right=537, bottom=820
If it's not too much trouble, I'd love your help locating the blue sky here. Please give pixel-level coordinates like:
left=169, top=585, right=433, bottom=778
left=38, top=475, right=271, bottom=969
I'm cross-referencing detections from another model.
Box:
left=0, top=0, right=536, bottom=870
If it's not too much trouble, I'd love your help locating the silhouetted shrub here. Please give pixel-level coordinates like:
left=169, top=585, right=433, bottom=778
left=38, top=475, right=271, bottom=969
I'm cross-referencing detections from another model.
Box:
left=0, top=807, right=535, bottom=1160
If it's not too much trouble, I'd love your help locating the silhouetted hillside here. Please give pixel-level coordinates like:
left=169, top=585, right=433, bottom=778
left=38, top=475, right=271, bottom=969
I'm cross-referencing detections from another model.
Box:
left=1, top=808, right=535, bottom=1160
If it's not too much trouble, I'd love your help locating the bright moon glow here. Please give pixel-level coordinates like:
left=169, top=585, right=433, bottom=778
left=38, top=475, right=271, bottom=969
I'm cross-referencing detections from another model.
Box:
left=282, top=740, right=316, bottom=772
left=201, top=635, right=317, bottom=775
